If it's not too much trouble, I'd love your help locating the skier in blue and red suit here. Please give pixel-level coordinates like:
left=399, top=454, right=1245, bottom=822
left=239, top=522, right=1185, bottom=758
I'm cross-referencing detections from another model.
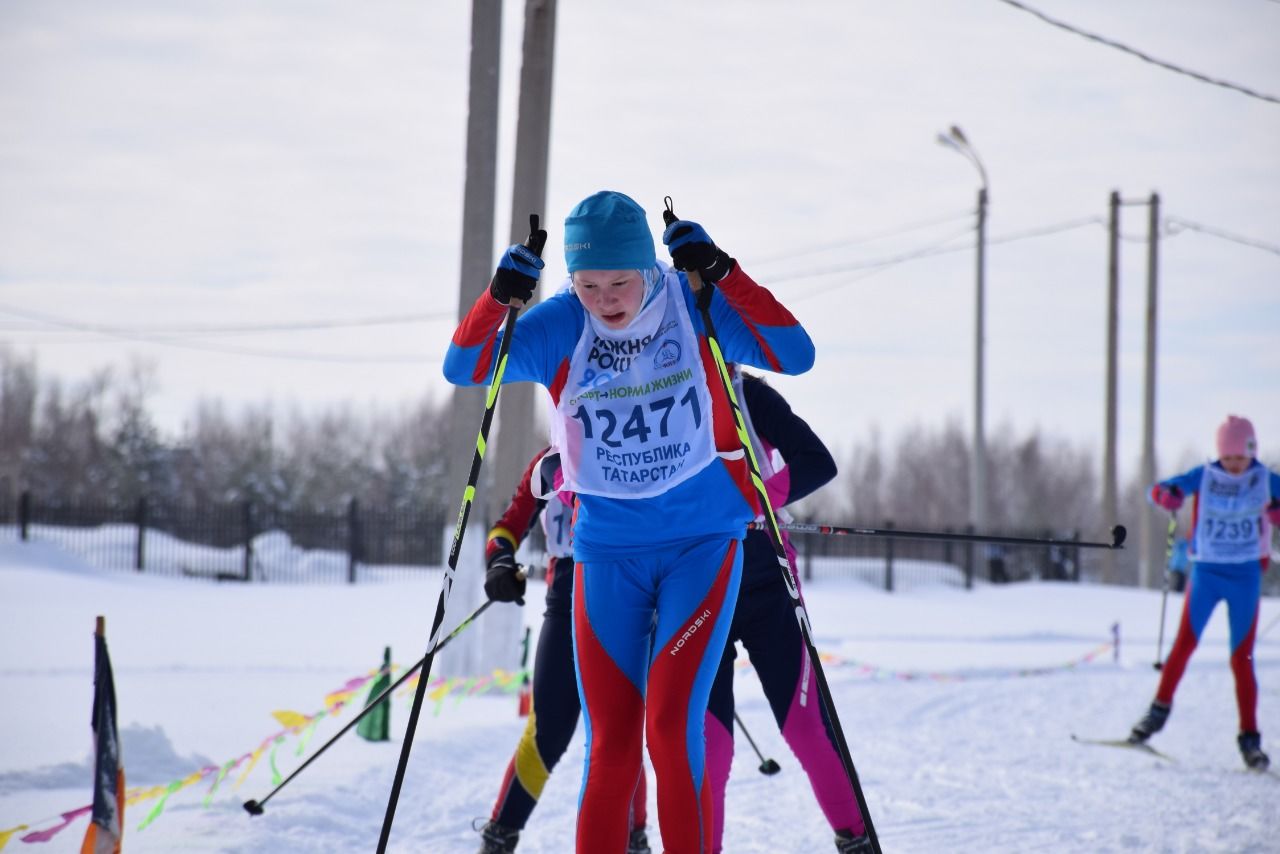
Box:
left=474, top=447, right=652, bottom=854
left=1128, top=414, right=1280, bottom=770
left=444, top=190, right=814, bottom=854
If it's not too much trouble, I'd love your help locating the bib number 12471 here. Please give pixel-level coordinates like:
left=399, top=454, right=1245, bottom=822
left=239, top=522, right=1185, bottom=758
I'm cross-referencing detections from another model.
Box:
left=571, top=388, right=701, bottom=449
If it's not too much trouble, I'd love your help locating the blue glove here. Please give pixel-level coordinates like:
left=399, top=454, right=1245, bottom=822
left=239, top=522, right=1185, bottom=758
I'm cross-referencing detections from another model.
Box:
left=490, top=244, right=545, bottom=305
left=662, top=219, right=734, bottom=283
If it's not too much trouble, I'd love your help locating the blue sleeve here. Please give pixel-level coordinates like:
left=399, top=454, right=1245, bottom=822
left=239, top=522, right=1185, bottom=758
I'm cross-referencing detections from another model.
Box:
left=1155, top=466, right=1204, bottom=499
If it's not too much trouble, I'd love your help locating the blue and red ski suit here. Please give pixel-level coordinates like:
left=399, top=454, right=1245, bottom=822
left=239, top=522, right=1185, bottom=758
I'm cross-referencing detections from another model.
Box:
left=445, top=261, right=814, bottom=853
left=1150, top=460, right=1279, bottom=733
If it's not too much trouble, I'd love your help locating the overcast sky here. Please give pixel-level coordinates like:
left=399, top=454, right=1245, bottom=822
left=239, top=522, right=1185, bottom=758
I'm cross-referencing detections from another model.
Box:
left=2, top=0, right=1277, bottom=482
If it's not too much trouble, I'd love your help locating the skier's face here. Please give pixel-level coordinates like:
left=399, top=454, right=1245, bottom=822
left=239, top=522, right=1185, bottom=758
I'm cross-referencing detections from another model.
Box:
left=573, top=269, right=644, bottom=329
left=1221, top=454, right=1250, bottom=475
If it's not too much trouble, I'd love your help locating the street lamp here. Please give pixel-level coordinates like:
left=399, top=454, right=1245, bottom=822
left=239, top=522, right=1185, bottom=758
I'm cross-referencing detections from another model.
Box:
left=937, top=125, right=989, bottom=532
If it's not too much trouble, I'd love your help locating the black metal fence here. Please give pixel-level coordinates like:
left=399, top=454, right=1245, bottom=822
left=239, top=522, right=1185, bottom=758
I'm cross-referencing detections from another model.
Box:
left=1, top=491, right=448, bottom=583
left=1, top=491, right=1085, bottom=590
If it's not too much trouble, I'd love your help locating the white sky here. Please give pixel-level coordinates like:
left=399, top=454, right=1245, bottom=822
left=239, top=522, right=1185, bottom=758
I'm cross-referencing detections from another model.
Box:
left=1, top=0, right=1278, bottom=479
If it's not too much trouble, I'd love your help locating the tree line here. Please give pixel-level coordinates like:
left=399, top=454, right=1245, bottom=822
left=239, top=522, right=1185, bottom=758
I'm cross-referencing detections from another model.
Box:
left=4, top=345, right=1224, bottom=585
left=0, top=347, right=450, bottom=512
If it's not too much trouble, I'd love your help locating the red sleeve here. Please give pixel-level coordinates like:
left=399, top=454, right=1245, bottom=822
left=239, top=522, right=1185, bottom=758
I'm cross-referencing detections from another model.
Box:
left=450, top=291, right=509, bottom=384
left=485, top=447, right=550, bottom=559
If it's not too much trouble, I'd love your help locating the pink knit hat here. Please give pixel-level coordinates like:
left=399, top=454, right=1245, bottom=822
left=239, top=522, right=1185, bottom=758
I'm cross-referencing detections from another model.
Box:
left=1216, top=415, right=1257, bottom=458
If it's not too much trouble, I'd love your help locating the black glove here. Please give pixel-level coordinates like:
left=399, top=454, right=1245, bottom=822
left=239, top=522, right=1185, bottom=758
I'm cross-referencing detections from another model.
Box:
left=661, top=219, right=735, bottom=283
left=484, top=544, right=527, bottom=605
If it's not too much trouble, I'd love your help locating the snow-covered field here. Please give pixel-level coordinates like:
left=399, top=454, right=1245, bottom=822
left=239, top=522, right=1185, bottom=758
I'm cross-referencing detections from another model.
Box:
left=2, top=538, right=1277, bottom=853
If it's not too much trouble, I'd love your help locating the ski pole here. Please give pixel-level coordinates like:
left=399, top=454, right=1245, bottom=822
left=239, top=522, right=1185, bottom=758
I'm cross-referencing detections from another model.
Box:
left=664, top=197, right=882, bottom=853
left=244, top=598, right=495, bottom=816
left=747, top=521, right=1127, bottom=550
left=376, top=216, right=546, bottom=853
left=1153, top=513, right=1178, bottom=671
left=733, top=710, right=781, bottom=776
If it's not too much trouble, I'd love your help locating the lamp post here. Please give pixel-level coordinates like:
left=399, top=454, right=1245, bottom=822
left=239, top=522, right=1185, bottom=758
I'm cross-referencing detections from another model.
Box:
left=937, top=125, right=989, bottom=532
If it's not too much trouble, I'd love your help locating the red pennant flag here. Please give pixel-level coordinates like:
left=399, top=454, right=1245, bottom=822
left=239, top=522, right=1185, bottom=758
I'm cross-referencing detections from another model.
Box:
left=81, top=617, right=124, bottom=854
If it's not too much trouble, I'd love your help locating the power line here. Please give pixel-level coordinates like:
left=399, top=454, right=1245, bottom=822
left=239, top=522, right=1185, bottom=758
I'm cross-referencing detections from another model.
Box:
left=776, top=216, right=1103, bottom=287
left=0, top=304, right=452, bottom=337
left=751, top=209, right=974, bottom=267
left=994, top=0, right=1280, bottom=106
left=786, top=216, right=1104, bottom=303
left=768, top=225, right=977, bottom=284
left=1164, top=216, right=1280, bottom=257
left=0, top=304, right=440, bottom=364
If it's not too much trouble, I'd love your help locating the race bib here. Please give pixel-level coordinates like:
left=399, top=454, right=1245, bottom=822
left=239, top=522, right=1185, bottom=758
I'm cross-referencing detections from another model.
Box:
left=553, top=270, right=717, bottom=499
left=1193, top=465, right=1271, bottom=563
left=540, top=496, right=573, bottom=559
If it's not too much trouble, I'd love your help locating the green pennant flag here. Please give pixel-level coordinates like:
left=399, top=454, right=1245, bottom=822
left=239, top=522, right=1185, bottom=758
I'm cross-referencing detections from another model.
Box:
left=357, top=647, right=391, bottom=743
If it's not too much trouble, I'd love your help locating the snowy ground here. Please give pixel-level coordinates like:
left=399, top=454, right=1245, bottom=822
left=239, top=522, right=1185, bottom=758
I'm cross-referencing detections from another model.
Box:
left=1, top=538, right=1278, bottom=853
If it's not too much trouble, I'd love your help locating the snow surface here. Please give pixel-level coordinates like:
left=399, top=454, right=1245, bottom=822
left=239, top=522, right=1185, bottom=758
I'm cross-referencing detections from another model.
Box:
left=2, top=538, right=1278, bottom=853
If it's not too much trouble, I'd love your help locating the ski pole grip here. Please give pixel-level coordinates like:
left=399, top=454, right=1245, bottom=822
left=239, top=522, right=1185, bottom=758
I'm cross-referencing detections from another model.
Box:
left=524, top=214, right=547, bottom=257
left=661, top=196, right=705, bottom=293
left=507, top=214, right=546, bottom=312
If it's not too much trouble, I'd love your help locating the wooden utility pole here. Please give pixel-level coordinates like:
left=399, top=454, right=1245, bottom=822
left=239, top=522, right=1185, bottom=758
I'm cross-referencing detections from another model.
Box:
left=490, top=0, right=558, bottom=522
left=1102, top=190, right=1120, bottom=583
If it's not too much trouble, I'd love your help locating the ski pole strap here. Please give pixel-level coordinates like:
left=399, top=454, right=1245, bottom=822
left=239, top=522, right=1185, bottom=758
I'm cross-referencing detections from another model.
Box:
left=748, top=521, right=1127, bottom=550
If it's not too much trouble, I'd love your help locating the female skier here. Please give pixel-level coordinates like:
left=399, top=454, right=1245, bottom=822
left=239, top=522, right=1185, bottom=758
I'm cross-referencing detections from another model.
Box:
left=444, top=190, right=814, bottom=853
left=475, top=448, right=651, bottom=854
left=704, top=369, right=871, bottom=853
left=1128, top=414, right=1280, bottom=770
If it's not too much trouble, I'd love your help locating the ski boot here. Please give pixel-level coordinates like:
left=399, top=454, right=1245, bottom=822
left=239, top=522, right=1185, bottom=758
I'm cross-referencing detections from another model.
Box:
left=834, top=828, right=875, bottom=853
left=1238, top=731, right=1271, bottom=771
left=475, top=819, right=520, bottom=854
left=1128, top=701, right=1170, bottom=744
left=627, top=826, right=653, bottom=854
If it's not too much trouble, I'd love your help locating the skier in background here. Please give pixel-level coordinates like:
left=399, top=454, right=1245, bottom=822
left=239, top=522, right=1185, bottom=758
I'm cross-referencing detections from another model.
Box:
left=475, top=447, right=651, bottom=854
left=445, top=190, right=815, bottom=852
left=704, top=368, right=871, bottom=854
left=1128, top=415, right=1280, bottom=770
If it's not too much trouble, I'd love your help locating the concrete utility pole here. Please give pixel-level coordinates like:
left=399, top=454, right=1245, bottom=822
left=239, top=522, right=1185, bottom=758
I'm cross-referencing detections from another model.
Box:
left=490, top=0, right=558, bottom=523
left=440, top=0, right=501, bottom=678
left=1102, top=190, right=1120, bottom=584
left=1139, top=192, right=1161, bottom=588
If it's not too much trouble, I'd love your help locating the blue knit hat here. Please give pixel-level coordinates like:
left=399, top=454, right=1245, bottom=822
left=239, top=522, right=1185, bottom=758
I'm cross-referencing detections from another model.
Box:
left=563, top=191, right=656, bottom=274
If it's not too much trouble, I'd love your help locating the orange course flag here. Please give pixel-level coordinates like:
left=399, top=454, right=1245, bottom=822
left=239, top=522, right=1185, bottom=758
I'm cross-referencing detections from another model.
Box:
left=81, top=617, right=124, bottom=854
